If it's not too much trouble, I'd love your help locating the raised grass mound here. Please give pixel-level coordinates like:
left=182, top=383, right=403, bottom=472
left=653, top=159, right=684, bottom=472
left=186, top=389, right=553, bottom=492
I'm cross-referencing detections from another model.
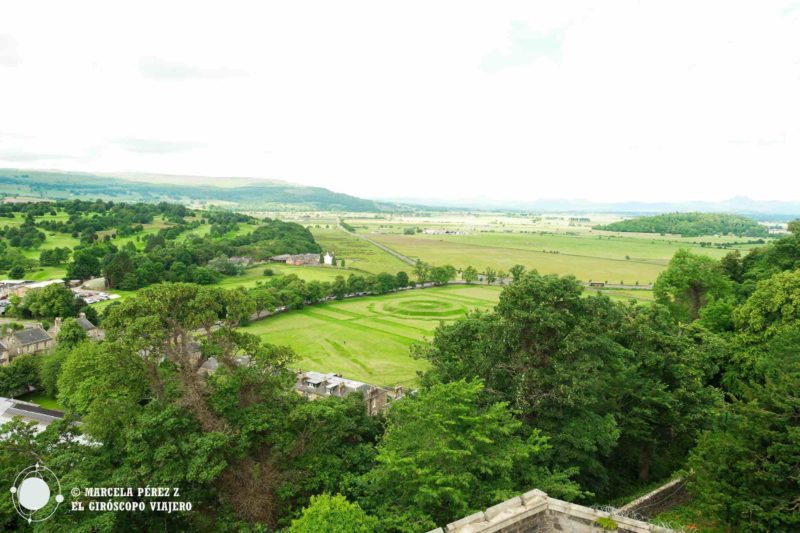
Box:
left=378, top=298, right=466, bottom=317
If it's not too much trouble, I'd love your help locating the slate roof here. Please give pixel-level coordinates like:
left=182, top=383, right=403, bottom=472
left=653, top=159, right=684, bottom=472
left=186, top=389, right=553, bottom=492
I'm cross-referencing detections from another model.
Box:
left=13, top=327, right=52, bottom=346
left=75, top=317, right=96, bottom=331
left=0, top=397, right=64, bottom=428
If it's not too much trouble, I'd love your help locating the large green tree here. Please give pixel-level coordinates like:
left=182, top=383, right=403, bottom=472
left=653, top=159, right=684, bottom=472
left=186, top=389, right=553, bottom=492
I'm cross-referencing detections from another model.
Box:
left=734, top=269, right=800, bottom=336
left=413, top=259, right=430, bottom=285
left=461, top=265, right=478, bottom=284
left=66, top=249, right=101, bottom=280
left=415, top=271, right=716, bottom=498
left=430, top=264, right=456, bottom=285
left=687, top=350, right=800, bottom=532
left=14, top=283, right=82, bottom=319
left=363, top=380, right=579, bottom=530
left=55, top=317, right=89, bottom=348
left=653, top=249, right=732, bottom=322
left=289, top=494, right=378, bottom=533
left=607, top=304, right=720, bottom=485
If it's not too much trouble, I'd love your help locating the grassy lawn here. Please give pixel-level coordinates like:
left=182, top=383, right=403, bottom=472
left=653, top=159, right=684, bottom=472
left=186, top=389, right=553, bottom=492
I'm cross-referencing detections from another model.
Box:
left=176, top=223, right=212, bottom=241
left=22, top=265, right=68, bottom=281
left=217, top=264, right=356, bottom=289
left=311, top=227, right=411, bottom=274
left=17, top=391, right=65, bottom=411
left=90, top=265, right=358, bottom=311
left=240, top=284, right=502, bottom=386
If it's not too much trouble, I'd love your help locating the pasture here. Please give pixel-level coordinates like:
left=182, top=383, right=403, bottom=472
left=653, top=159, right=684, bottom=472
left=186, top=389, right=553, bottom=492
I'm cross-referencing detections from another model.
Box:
left=241, top=284, right=502, bottom=386
left=366, top=231, right=756, bottom=285
left=216, top=263, right=356, bottom=289
left=311, top=227, right=410, bottom=274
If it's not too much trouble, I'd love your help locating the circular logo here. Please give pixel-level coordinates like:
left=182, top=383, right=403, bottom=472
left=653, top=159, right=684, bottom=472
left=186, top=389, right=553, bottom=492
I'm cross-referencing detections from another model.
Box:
left=10, top=463, right=63, bottom=523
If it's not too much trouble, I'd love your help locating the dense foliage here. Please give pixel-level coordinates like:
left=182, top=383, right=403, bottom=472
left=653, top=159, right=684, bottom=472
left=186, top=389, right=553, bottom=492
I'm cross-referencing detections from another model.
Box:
left=0, top=199, right=321, bottom=290
left=594, top=212, right=768, bottom=237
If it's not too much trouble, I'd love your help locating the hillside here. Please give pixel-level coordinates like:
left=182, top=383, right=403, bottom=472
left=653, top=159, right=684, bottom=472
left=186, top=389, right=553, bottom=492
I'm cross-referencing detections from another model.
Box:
left=593, top=212, right=769, bottom=237
left=0, top=199, right=320, bottom=287
left=0, top=169, right=394, bottom=212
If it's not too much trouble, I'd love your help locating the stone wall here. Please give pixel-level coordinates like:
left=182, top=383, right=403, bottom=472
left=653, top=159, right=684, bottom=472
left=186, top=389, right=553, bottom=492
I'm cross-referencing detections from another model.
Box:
left=426, top=489, right=677, bottom=533
left=618, top=479, right=690, bottom=519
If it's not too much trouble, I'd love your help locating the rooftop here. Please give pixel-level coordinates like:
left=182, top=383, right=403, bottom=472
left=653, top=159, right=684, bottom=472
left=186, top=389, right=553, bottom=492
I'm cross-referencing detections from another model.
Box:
left=297, top=371, right=372, bottom=397
left=0, top=397, right=64, bottom=431
left=13, top=327, right=52, bottom=346
left=25, top=280, right=65, bottom=290
left=75, top=317, right=96, bottom=331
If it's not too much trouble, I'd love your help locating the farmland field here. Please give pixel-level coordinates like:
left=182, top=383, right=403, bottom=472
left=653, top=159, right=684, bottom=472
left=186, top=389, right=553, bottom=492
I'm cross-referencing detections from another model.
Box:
left=365, top=231, right=757, bottom=285
left=240, top=284, right=502, bottom=386
left=310, top=227, right=410, bottom=274
left=269, top=211, right=767, bottom=285
left=215, top=263, right=357, bottom=289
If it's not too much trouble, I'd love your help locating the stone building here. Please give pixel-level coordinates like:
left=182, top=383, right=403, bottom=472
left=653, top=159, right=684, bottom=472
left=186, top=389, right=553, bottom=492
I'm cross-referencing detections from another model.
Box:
left=49, top=313, right=104, bottom=341
left=0, top=340, right=9, bottom=366
left=427, top=489, right=676, bottom=533
left=3, top=326, right=53, bottom=359
left=270, top=253, right=321, bottom=266
left=296, top=371, right=390, bottom=415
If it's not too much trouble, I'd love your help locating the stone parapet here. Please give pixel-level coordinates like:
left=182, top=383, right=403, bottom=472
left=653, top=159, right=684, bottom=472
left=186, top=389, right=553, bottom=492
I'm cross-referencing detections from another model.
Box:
left=426, top=489, right=677, bottom=533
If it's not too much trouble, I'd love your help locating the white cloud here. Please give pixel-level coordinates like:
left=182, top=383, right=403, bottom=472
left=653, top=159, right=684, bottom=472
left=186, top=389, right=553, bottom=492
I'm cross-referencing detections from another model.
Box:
left=481, top=22, right=565, bottom=73
left=0, top=0, right=798, bottom=203
left=139, top=57, right=246, bottom=81
left=111, top=138, right=205, bottom=154
left=0, top=34, right=21, bottom=66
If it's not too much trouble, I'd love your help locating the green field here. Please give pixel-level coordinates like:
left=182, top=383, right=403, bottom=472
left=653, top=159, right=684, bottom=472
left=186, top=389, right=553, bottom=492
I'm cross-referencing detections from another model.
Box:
left=216, top=263, right=356, bottom=289
left=240, top=284, right=502, bottom=386
left=311, top=227, right=410, bottom=274
left=366, top=231, right=755, bottom=285
left=17, top=391, right=65, bottom=411
left=91, top=264, right=358, bottom=312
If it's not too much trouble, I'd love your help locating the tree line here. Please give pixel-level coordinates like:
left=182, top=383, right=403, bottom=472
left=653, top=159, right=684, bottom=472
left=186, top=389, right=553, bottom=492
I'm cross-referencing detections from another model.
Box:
left=594, top=211, right=769, bottom=237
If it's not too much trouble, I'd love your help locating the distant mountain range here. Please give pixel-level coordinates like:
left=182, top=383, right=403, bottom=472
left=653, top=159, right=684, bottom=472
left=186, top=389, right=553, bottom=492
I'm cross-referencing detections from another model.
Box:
left=379, top=195, right=800, bottom=220
left=2, top=168, right=797, bottom=219
left=0, top=169, right=398, bottom=212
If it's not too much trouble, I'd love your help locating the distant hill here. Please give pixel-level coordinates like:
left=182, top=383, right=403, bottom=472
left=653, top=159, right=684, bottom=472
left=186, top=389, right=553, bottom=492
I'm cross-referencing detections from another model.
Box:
left=593, top=212, right=769, bottom=237
left=380, top=195, right=800, bottom=220
left=0, top=169, right=396, bottom=212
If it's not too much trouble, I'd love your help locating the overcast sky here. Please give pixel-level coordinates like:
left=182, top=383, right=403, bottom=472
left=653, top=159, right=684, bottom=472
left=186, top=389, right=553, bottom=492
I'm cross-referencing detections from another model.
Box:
left=1, top=1, right=799, bottom=203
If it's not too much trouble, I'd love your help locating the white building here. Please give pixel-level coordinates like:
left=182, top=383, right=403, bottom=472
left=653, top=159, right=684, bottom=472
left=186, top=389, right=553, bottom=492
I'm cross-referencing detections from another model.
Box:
left=323, top=252, right=334, bottom=265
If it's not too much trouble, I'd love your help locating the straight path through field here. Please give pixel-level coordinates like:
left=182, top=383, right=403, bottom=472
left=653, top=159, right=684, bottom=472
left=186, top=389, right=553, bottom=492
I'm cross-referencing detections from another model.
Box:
left=338, top=226, right=416, bottom=265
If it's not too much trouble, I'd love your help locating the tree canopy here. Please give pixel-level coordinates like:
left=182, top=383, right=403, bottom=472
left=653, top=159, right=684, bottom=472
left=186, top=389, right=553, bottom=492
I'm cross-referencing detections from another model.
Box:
left=594, top=212, right=768, bottom=237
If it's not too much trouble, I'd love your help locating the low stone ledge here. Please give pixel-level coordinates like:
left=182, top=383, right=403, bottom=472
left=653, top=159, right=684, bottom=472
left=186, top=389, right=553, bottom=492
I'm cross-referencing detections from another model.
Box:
left=445, top=511, right=487, bottom=530
left=434, top=489, right=676, bottom=533
left=484, top=497, right=523, bottom=520
left=521, top=489, right=549, bottom=505
left=619, top=478, right=689, bottom=519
